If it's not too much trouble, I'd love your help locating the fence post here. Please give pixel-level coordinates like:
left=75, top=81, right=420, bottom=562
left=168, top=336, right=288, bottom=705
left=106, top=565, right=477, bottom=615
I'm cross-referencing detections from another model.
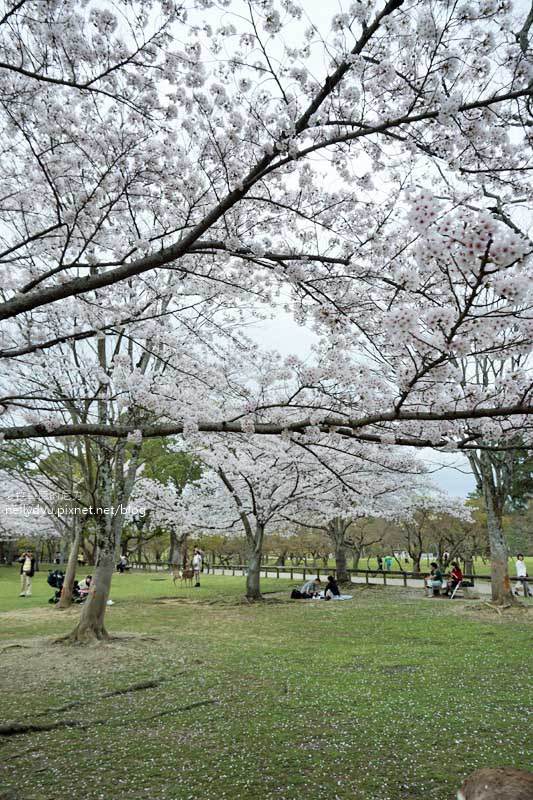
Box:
left=276, top=567, right=279, bottom=579
left=365, top=571, right=369, bottom=584
left=303, top=568, right=306, bottom=580
left=383, top=571, right=387, bottom=586
left=232, top=566, right=235, bottom=576
left=290, top=568, right=294, bottom=580
left=403, top=572, right=407, bottom=587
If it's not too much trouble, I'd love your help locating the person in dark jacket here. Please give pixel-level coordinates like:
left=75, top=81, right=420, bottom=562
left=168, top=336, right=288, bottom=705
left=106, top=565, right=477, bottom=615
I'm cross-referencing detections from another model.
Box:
left=18, top=550, right=36, bottom=597
left=324, top=575, right=341, bottom=600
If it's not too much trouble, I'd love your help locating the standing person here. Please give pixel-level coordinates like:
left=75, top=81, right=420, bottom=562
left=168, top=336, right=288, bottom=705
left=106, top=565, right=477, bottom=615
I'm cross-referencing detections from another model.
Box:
left=18, top=550, right=35, bottom=597
left=384, top=555, right=393, bottom=571
left=376, top=555, right=384, bottom=571
left=192, top=549, right=203, bottom=587
left=513, top=554, right=533, bottom=597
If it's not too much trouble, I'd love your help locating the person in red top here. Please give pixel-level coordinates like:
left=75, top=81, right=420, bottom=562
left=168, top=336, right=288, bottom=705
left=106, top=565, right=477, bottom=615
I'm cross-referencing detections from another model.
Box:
left=445, top=561, right=463, bottom=597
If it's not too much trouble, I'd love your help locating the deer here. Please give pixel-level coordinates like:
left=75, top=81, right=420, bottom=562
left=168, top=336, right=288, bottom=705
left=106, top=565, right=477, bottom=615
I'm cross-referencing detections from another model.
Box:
left=458, top=768, right=533, bottom=800
left=171, top=567, right=194, bottom=588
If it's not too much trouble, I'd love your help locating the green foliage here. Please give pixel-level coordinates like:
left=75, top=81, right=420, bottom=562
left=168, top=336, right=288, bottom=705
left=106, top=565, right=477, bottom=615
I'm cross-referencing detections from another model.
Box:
left=139, top=437, right=201, bottom=489
left=508, top=452, right=533, bottom=511
left=0, top=440, right=40, bottom=474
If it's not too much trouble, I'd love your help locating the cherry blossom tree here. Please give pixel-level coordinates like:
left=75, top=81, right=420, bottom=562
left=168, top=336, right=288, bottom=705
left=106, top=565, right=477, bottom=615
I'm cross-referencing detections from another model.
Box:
left=0, top=0, right=531, bottom=631
left=174, top=436, right=333, bottom=599
left=283, top=444, right=430, bottom=580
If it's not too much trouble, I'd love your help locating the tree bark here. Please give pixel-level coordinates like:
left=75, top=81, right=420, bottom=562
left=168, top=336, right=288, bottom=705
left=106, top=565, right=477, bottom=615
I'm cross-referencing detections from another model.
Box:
left=334, top=541, right=349, bottom=582
left=478, top=451, right=514, bottom=605
left=329, top=517, right=350, bottom=582
left=464, top=555, right=474, bottom=577
left=57, top=521, right=81, bottom=609
left=64, top=440, right=141, bottom=643
left=66, top=545, right=115, bottom=642
left=168, top=528, right=184, bottom=567
left=245, top=524, right=264, bottom=600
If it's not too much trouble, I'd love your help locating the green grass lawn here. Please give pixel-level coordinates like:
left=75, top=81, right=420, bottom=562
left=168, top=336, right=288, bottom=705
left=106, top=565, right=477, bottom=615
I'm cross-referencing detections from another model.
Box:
left=0, top=566, right=532, bottom=800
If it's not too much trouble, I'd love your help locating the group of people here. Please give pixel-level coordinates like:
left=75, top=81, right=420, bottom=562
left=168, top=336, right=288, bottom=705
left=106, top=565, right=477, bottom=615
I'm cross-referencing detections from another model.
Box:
left=424, top=561, right=464, bottom=597
left=424, top=554, right=532, bottom=598
left=291, top=575, right=346, bottom=601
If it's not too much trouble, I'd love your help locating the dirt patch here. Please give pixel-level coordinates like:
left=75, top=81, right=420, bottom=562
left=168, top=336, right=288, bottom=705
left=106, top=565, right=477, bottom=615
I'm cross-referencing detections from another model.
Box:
left=0, top=606, right=78, bottom=623
left=154, top=593, right=293, bottom=607
left=458, top=601, right=533, bottom=623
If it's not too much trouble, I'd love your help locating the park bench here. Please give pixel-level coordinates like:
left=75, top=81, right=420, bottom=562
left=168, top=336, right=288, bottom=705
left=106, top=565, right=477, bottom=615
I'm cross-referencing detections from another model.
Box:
left=449, top=579, right=475, bottom=599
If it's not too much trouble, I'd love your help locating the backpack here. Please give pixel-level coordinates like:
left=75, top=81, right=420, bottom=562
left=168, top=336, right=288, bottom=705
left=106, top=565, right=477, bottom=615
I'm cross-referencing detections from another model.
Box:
left=47, top=570, right=65, bottom=589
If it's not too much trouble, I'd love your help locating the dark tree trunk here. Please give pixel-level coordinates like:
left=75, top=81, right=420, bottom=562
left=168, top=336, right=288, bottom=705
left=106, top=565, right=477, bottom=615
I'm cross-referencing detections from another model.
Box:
left=330, top=517, right=350, bottom=582
left=57, top=523, right=81, bottom=609
left=335, top=542, right=349, bottom=582
left=66, top=547, right=115, bottom=642
left=478, top=451, right=514, bottom=605
left=168, top=529, right=184, bottom=567
left=245, top=524, right=264, bottom=600
left=64, top=440, right=141, bottom=643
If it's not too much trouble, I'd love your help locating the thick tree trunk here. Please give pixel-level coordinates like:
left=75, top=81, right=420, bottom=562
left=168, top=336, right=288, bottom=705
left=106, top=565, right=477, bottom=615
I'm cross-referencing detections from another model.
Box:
left=245, top=524, right=264, bottom=600
left=64, top=440, right=141, bottom=643
left=57, top=523, right=81, bottom=609
left=411, top=554, right=421, bottom=575
left=66, top=548, right=115, bottom=642
left=479, top=452, right=514, bottom=605
left=168, top=529, right=183, bottom=567
left=335, top=542, right=349, bottom=582
left=330, top=518, right=350, bottom=582
left=485, top=501, right=513, bottom=604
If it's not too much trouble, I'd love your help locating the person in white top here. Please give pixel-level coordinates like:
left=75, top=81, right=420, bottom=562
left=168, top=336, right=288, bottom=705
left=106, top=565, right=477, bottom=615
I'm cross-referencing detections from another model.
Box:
left=192, top=549, right=203, bottom=587
left=18, top=551, right=35, bottom=597
left=513, top=554, right=532, bottom=597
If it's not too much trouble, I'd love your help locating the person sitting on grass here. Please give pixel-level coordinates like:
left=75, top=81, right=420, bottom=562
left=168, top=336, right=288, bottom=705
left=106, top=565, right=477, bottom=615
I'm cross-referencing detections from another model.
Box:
left=324, top=575, right=341, bottom=600
left=300, top=577, right=321, bottom=598
left=78, top=575, right=92, bottom=597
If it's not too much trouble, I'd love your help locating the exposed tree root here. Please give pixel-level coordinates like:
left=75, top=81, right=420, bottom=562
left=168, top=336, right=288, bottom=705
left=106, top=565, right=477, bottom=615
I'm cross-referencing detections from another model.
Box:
left=480, top=601, right=526, bottom=616
left=40, top=677, right=175, bottom=715
left=1, top=698, right=217, bottom=737
left=54, top=625, right=110, bottom=645
left=141, top=699, right=218, bottom=721
left=0, top=644, right=31, bottom=653
left=0, top=719, right=82, bottom=737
